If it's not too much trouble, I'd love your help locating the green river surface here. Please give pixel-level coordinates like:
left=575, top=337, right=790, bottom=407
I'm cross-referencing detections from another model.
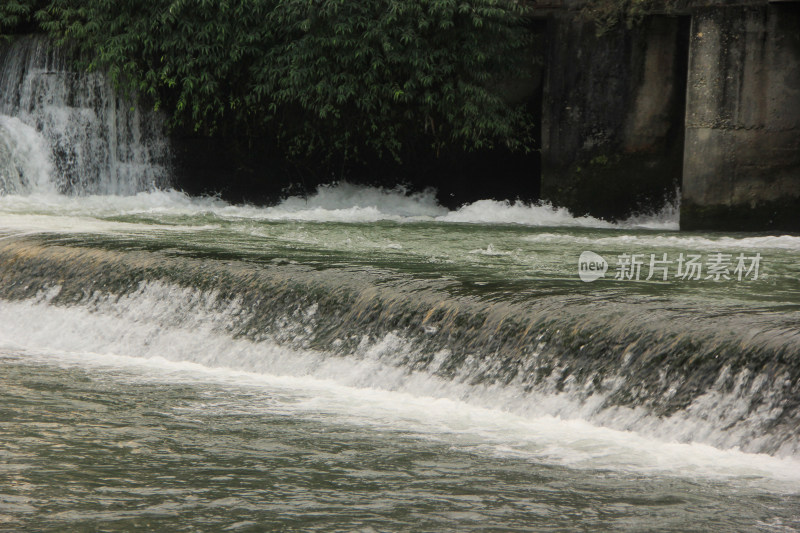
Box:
left=0, top=186, right=798, bottom=532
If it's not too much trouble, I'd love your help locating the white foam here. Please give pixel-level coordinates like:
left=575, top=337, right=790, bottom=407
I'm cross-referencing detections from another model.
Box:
left=0, top=188, right=215, bottom=216
left=619, top=194, right=682, bottom=230
left=523, top=232, right=800, bottom=252
left=0, top=183, right=682, bottom=230
left=0, top=213, right=213, bottom=235
left=0, top=115, right=55, bottom=194
left=250, top=186, right=678, bottom=229
left=0, top=286, right=798, bottom=489
left=468, top=244, right=514, bottom=256
left=259, top=182, right=448, bottom=219
left=436, top=199, right=611, bottom=227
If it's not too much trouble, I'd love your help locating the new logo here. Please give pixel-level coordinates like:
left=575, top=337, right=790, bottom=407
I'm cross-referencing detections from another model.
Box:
left=578, top=251, right=608, bottom=282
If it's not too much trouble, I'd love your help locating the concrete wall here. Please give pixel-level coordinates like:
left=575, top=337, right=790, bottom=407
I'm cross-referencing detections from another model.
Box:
left=681, top=3, right=800, bottom=230
left=541, top=14, right=689, bottom=220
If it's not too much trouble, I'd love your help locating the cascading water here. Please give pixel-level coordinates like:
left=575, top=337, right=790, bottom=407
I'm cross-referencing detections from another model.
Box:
left=0, top=115, right=54, bottom=194
left=0, top=35, right=170, bottom=195
left=0, top=33, right=798, bottom=533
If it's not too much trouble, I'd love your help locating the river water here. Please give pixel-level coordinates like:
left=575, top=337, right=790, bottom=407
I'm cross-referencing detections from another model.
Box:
left=1, top=35, right=800, bottom=533
left=0, top=185, right=798, bottom=532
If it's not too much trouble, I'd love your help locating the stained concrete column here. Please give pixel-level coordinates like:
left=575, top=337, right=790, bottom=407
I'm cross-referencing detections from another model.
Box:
left=681, top=3, right=800, bottom=230
left=540, top=14, right=689, bottom=220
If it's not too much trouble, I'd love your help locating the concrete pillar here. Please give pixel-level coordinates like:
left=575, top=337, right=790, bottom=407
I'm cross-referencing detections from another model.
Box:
left=541, top=14, right=689, bottom=220
left=681, top=3, right=800, bottom=230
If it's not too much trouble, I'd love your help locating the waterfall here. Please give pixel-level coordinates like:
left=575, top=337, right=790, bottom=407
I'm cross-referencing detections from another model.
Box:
left=0, top=35, right=170, bottom=195
left=1, top=237, right=798, bottom=457
left=0, top=115, right=54, bottom=194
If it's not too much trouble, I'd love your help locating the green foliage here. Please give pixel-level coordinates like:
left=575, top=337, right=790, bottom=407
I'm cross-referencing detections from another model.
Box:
left=581, top=0, right=678, bottom=36
left=0, top=0, right=42, bottom=39
left=7, top=0, right=537, bottom=168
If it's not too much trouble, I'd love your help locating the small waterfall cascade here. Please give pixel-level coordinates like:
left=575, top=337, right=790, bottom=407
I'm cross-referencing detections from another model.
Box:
left=0, top=35, right=170, bottom=195
left=0, top=237, right=798, bottom=457
left=0, top=115, right=54, bottom=194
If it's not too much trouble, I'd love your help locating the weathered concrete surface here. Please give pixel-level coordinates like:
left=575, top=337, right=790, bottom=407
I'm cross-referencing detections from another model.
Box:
left=681, top=3, right=800, bottom=230
left=541, top=14, right=689, bottom=220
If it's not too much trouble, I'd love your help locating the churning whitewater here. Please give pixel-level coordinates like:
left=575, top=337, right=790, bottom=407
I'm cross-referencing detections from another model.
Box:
left=1, top=31, right=799, bottom=533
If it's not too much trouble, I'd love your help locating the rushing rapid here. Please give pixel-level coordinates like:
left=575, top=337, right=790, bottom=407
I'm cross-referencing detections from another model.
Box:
left=1, top=33, right=799, bottom=533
